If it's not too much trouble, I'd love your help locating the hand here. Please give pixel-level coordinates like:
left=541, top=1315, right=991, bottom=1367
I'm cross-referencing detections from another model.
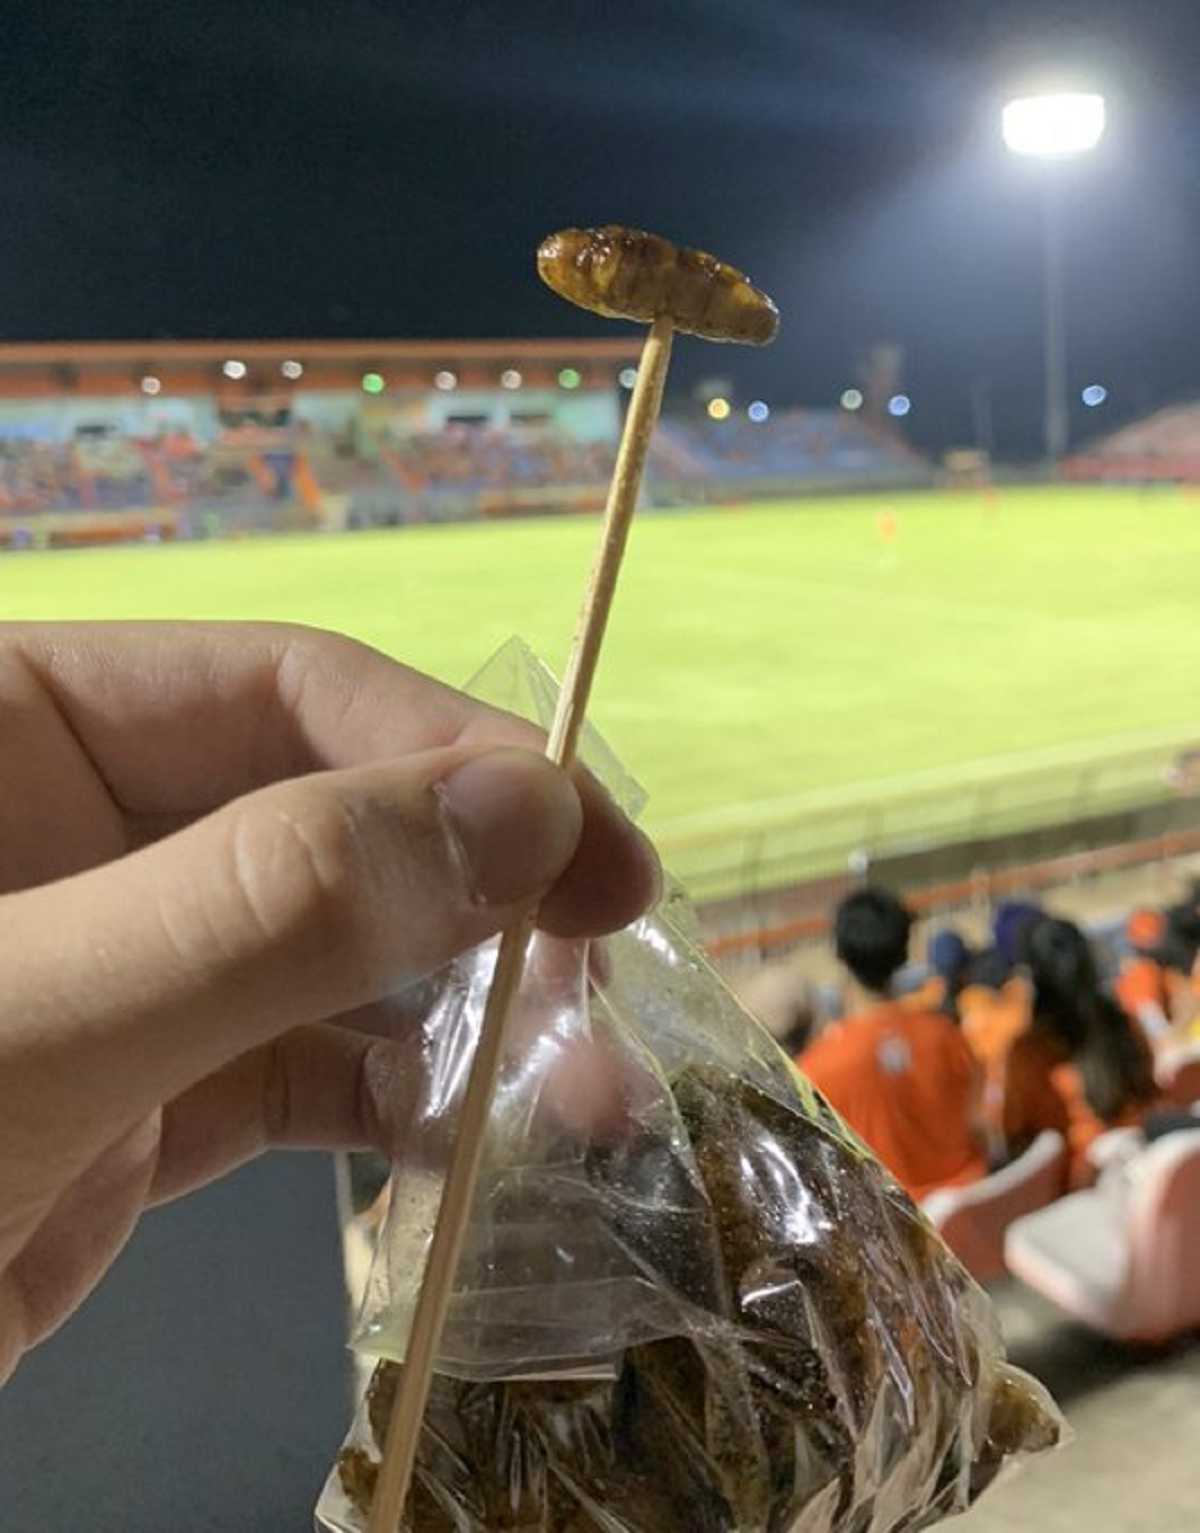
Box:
left=0, top=621, right=659, bottom=1383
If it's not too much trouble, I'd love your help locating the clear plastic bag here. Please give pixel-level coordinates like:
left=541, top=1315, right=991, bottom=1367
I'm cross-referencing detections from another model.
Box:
left=315, top=642, right=1061, bottom=1532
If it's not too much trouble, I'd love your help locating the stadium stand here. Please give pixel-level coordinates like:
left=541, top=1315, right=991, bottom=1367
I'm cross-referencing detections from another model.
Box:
left=1063, top=399, right=1200, bottom=482
left=652, top=408, right=927, bottom=498
left=767, top=880, right=1196, bottom=1158
left=0, top=411, right=928, bottom=543
left=752, top=878, right=1200, bottom=1324
left=0, top=340, right=932, bottom=546
left=659, top=409, right=917, bottom=479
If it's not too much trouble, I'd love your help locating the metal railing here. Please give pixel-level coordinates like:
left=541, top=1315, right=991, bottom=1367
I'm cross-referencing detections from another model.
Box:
left=703, top=825, right=1200, bottom=962
left=653, top=733, right=1200, bottom=906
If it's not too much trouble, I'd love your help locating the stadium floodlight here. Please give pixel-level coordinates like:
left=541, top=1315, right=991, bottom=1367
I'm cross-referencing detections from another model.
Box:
left=1002, top=92, right=1105, bottom=158
left=1002, top=90, right=1106, bottom=468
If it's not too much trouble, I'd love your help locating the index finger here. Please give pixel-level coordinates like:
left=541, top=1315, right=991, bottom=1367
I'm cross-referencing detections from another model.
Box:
left=5, top=621, right=659, bottom=937
left=9, top=621, right=504, bottom=811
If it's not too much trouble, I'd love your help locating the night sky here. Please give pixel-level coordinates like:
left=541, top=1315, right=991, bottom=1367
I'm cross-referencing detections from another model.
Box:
left=4, top=0, right=1200, bottom=454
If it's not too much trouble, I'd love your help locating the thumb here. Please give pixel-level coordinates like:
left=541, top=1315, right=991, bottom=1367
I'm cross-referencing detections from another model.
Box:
left=0, top=746, right=583, bottom=1158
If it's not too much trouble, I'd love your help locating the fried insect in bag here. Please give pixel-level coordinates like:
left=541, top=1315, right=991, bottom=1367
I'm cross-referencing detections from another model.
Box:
left=315, top=643, right=1061, bottom=1533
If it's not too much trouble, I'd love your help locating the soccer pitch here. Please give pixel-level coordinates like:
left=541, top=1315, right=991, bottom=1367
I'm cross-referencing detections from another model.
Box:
left=6, top=485, right=1200, bottom=893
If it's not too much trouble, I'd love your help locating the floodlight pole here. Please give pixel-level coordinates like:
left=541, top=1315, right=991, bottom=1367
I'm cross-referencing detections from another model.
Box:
left=1002, top=91, right=1105, bottom=474
left=1041, top=174, right=1068, bottom=469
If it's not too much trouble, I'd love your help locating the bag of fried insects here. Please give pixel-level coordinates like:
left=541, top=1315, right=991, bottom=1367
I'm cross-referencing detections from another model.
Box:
left=315, top=640, right=1062, bottom=1533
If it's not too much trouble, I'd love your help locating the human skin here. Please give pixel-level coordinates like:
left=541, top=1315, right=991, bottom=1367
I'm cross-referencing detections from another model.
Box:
left=0, top=622, right=660, bottom=1385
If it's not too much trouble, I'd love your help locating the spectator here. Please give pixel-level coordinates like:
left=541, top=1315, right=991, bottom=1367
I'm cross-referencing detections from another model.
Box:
left=901, top=926, right=972, bottom=1022
left=992, top=916, right=1158, bottom=1187
left=1114, top=907, right=1177, bottom=1048
left=957, top=904, right=1041, bottom=1081
left=991, top=900, right=1044, bottom=974
left=736, top=961, right=815, bottom=1056
left=798, top=887, right=985, bottom=1201
left=1162, top=898, right=1200, bottom=1043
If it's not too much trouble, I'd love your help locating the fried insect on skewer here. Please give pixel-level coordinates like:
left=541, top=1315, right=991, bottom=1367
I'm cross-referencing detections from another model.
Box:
left=366, top=231, right=780, bottom=1533
left=538, top=225, right=779, bottom=345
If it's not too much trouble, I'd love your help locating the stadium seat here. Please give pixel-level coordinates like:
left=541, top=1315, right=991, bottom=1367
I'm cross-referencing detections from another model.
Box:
left=1004, top=1129, right=1200, bottom=1342
left=1085, top=1124, right=1143, bottom=1179
left=921, top=1130, right=1067, bottom=1284
left=1156, top=1042, right=1200, bottom=1107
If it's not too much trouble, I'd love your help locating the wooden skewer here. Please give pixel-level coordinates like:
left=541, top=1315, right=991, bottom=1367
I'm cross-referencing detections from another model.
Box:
left=366, top=312, right=675, bottom=1533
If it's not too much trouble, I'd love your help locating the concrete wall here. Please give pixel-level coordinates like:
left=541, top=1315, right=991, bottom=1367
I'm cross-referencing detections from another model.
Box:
left=0, top=1152, right=352, bottom=1533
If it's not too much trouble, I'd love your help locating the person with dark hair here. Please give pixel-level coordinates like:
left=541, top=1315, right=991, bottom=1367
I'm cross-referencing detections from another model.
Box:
left=993, top=915, right=1158, bottom=1186
left=956, top=903, right=1040, bottom=1094
left=991, top=900, right=1044, bottom=975
left=900, top=926, right=972, bottom=1022
left=1160, top=898, right=1200, bottom=1043
left=798, top=887, right=985, bottom=1200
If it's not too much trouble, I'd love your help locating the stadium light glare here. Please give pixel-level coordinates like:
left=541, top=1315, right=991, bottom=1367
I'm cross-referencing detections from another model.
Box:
left=280, top=359, right=304, bottom=380
left=706, top=397, right=731, bottom=421
left=434, top=370, right=458, bottom=391
left=361, top=372, right=386, bottom=394
left=1002, top=92, right=1106, bottom=158
left=1081, top=383, right=1108, bottom=406
left=500, top=368, right=522, bottom=389
left=140, top=375, right=161, bottom=396
left=747, top=400, right=770, bottom=423
left=557, top=367, right=581, bottom=390
left=887, top=394, right=911, bottom=418
left=840, top=388, right=864, bottom=412
left=221, top=359, right=247, bottom=380
left=618, top=366, right=638, bottom=390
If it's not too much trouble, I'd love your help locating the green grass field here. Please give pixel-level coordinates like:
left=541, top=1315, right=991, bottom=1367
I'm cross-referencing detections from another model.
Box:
left=6, top=485, right=1200, bottom=893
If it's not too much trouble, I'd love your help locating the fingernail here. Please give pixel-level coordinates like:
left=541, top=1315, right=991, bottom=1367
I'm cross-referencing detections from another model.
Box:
left=437, top=750, right=583, bottom=907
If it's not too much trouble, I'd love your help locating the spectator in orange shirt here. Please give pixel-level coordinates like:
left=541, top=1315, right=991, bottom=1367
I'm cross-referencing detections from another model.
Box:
left=996, top=916, right=1158, bottom=1186
left=799, top=887, right=986, bottom=1201
left=1113, top=907, right=1176, bottom=1044
left=957, top=901, right=1041, bottom=1075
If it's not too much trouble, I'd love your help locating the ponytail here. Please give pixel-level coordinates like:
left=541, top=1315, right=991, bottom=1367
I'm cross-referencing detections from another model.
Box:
left=1025, top=916, right=1156, bottom=1122
left=1075, top=996, right=1157, bottom=1122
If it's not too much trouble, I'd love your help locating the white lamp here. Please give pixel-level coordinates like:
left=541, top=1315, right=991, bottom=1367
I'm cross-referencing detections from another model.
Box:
left=1002, top=92, right=1106, bottom=158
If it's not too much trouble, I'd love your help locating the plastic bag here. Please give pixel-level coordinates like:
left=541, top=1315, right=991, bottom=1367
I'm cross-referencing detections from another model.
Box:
left=315, top=642, right=1061, bottom=1532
